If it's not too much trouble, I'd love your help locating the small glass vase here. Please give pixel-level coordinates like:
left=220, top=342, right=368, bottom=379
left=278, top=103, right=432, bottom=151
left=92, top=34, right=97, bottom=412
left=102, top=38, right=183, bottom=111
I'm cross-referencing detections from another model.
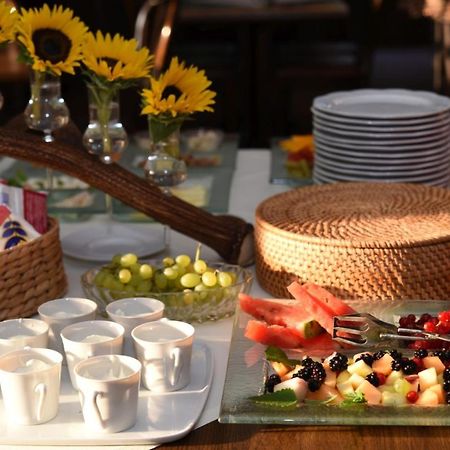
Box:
left=82, top=85, right=128, bottom=165
left=24, top=70, right=69, bottom=143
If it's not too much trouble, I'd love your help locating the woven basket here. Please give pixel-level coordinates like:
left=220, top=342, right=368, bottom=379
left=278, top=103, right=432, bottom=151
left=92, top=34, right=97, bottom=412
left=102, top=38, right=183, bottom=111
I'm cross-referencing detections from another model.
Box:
left=0, top=217, right=67, bottom=320
left=255, top=182, right=450, bottom=303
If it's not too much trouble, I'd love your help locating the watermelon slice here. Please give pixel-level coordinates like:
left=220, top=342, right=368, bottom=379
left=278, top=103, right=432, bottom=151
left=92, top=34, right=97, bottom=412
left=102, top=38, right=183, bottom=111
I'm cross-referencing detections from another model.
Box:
left=287, top=281, right=354, bottom=335
left=303, top=283, right=355, bottom=316
left=239, top=293, right=324, bottom=339
left=245, top=319, right=334, bottom=350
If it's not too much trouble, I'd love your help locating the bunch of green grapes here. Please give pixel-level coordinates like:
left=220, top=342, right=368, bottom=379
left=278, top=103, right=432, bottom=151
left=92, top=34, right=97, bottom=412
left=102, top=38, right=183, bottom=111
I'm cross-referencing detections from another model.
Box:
left=93, top=251, right=237, bottom=297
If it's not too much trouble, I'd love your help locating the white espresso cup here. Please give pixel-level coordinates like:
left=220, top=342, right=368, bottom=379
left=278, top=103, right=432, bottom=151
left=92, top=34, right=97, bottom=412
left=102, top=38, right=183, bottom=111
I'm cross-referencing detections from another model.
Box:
left=0, top=347, right=62, bottom=425
left=75, top=354, right=141, bottom=433
left=132, top=318, right=194, bottom=392
left=60, top=320, right=124, bottom=390
left=106, top=297, right=165, bottom=357
left=38, top=297, right=98, bottom=356
left=0, top=318, right=49, bottom=356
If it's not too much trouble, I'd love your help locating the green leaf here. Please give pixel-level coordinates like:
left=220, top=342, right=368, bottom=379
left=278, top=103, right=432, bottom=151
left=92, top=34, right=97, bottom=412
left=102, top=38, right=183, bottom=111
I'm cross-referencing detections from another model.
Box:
left=265, top=346, right=301, bottom=367
left=249, top=389, right=298, bottom=409
left=339, top=392, right=367, bottom=407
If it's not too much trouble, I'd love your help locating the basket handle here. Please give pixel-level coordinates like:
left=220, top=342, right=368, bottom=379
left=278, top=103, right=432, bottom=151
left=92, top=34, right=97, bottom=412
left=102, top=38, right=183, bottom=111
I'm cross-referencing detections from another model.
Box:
left=0, top=121, right=254, bottom=266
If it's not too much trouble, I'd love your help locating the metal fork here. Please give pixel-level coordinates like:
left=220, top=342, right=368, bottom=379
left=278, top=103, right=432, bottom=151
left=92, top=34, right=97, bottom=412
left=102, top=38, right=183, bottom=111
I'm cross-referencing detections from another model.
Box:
left=333, top=313, right=450, bottom=347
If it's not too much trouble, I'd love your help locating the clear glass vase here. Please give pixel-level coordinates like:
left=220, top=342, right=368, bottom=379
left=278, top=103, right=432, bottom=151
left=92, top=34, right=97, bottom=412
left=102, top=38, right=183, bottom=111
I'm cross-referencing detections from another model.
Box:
left=82, top=85, right=128, bottom=165
left=24, top=70, right=69, bottom=143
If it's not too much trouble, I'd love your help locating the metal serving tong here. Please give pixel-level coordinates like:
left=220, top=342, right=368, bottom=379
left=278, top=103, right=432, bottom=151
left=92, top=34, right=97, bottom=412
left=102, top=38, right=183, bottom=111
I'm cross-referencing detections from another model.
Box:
left=333, top=313, right=450, bottom=347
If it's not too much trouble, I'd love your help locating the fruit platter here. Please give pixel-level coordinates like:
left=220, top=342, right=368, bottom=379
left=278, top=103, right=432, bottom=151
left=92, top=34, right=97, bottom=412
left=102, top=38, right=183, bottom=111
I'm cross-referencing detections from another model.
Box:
left=219, top=282, right=450, bottom=425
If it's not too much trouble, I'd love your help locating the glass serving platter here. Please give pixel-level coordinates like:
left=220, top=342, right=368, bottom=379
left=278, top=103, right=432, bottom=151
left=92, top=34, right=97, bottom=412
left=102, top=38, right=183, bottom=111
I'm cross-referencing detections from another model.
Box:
left=219, top=298, right=450, bottom=426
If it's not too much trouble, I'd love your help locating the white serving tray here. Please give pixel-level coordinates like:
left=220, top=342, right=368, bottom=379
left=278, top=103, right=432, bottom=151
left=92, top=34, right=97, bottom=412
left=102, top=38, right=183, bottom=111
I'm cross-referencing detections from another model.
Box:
left=0, top=343, right=213, bottom=446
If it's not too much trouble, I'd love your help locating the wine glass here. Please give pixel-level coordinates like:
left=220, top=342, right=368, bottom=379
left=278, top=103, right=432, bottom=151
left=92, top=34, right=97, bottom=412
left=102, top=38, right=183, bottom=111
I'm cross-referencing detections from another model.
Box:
left=143, top=151, right=187, bottom=246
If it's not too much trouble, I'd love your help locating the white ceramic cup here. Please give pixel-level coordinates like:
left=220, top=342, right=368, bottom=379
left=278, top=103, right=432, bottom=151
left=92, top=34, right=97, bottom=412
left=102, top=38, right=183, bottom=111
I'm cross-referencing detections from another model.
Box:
left=60, top=320, right=124, bottom=390
left=106, top=297, right=165, bottom=357
left=0, top=347, right=62, bottom=425
left=0, top=318, right=49, bottom=356
left=38, top=297, right=98, bottom=356
left=131, top=318, right=195, bottom=392
left=74, top=354, right=141, bottom=433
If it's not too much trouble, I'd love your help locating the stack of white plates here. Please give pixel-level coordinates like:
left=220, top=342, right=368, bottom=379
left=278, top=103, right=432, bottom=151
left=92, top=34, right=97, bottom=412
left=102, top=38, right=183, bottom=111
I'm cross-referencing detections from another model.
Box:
left=312, top=89, right=450, bottom=187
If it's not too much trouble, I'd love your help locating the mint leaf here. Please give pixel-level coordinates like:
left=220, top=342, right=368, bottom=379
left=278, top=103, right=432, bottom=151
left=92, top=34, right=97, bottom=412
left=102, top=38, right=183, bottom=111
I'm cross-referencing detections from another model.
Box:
left=249, top=389, right=298, bottom=408
left=265, top=346, right=301, bottom=367
left=339, top=392, right=367, bottom=407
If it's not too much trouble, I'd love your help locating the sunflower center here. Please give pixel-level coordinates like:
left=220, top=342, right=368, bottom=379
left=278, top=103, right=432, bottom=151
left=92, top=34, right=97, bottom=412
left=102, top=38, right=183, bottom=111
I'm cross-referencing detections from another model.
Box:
left=32, top=29, right=71, bottom=64
left=162, top=85, right=182, bottom=100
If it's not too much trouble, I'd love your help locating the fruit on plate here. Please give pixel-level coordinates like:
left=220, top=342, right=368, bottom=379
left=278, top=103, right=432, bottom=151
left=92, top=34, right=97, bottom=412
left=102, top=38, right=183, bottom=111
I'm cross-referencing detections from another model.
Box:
left=251, top=346, right=450, bottom=408
left=93, top=249, right=236, bottom=296
left=240, top=281, right=355, bottom=349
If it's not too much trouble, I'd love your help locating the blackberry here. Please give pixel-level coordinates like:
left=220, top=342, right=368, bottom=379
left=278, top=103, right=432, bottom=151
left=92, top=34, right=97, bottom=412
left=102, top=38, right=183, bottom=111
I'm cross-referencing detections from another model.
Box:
left=401, top=359, right=417, bottom=375
left=391, top=359, right=403, bottom=371
left=373, top=350, right=386, bottom=360
left=389, top=349, right=403, bottom=360
left=414, top=348, right=428, bottom=359
left=355, top=353, right=374, bottom=366
left=308, top=379, right=321, bottom=392
left=365, top=372, right=380, bottom=387
left=293, top=366, right=312, bottom=381
left=440, top=350, right=450, bottom=362
left=310, top=361, right=326, bottom=383
left=301, top=357, right=314, bottom=367
left=265, top=374, right=281, bottom=393
left=328, top=353, right=348, bottom=372
left=443, top=367, right=450, bottom=382
left=446, top=392, right=450, bottom=404
left=432, top=349, right=445, bottom=359
left=444, top=381, right=450, bottom=393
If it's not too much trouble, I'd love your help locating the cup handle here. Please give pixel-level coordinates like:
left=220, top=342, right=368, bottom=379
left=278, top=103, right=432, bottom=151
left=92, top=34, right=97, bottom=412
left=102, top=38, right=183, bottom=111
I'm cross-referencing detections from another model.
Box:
left=85, top=391, right=105, bottom=430
left=34, top=383, right=46, bottom=422
left=169, top=347, right=182, bottom=387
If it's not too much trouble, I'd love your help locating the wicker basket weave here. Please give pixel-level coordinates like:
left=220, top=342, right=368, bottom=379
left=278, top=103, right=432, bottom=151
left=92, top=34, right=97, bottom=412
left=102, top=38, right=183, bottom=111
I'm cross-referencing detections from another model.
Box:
left=255, top=182, right=450, bottom=302
left=0, top=217, right=67, bottom=320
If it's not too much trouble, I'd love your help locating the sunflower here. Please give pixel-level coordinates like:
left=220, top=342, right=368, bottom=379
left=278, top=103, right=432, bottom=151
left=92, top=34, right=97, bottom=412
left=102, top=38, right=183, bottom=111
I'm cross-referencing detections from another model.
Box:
left=141, top=57, right=216, bottom=118
left=16, top=3, right=88, bottom=75
left=82, top=31, right=153, bottom=84
left=0, top=1, right=18, bottom=44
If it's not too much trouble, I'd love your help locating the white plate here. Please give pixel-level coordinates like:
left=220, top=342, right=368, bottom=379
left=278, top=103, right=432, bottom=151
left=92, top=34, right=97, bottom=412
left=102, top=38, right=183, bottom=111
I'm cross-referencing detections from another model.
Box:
left=314, top=141, right=449, bottom=159
left=61, top=223, right=166, bottom=262
left=311, top=106, right=450, bottom=126
left=313, top=128, right=450, bottom=147
left=313, top=165, right=450, bottom=185
left=312, top=113, right=450, bottom=132
left=313, top=119, right=450, bottom=139
left=0, top=342, right=213, bottom=446
left=313, top=89, right=450, bottom=119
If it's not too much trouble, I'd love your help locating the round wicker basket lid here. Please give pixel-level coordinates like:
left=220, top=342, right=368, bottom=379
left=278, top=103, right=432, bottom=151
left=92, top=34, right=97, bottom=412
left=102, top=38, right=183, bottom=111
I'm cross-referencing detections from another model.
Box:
left=256, top=182, right=450, bottom=248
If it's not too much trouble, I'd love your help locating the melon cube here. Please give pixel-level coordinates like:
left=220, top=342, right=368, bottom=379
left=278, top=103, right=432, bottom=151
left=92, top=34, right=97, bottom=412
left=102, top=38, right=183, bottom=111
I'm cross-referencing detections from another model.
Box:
left=347, top=359, right=372, bottom=378
left=372, top=353, right=394, bottom=376
left=428, top=384, right=445, bottom=404
left=323, top=367, right=337, bottom=388
left=385, top=370, right=403, bottom=386
left=348, top=372, right=366, bottom=389
left=381, top=391, right=407, bottom=406
left=356, top=380, right=382, bottom=405
left=336, top=370, right=351, bottom=384
left=337, top=380, right=355, bottom=397
left=281, top=365, right=301, bottom=381
left=393, top=378, right=413, bottom=397
left=416, top=389, right=439, bottom=406
left=306, top=384, right=343, bottom=405
left=404, top=375, right=420, bottom=393
left=422, top=356, right=446, bottom=375
left=418, top=367, right=438, bottom=390
left=274, top=377, right=308, bottom=402
left=271, top=361, right=292, bottom=378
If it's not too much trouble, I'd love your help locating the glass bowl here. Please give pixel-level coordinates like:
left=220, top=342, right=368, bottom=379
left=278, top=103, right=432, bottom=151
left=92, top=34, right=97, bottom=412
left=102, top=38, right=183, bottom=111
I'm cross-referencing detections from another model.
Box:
left=81, top=263, right=253, bottom=323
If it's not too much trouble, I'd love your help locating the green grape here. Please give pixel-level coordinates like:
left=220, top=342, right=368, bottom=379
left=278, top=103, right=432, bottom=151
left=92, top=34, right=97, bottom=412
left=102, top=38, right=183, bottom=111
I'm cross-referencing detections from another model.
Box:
left=162, top=257, right=175, bottom=267
left=202, top=271, right=217, bottom=287
left=94, top=270, right=107, bottom=287
left=194, top=282, right=208, bottom=292
left=136, top=279, right=152, bottom=293
left=180, top=272, right=201, bottom=288
left=129, top=263, right=141, bottom=275
left=172, top=263, right=186, bottom=276
left=139, top=263, right=153, bottom=280
left=193, top=259, right=207, bottom=274
left=217, top=271, right=233, bottom=287
left=120, top=253, right=138, bottom=268
left=118, top=268, right=132, bottom=284
left=102, top=273, right=117, bottom=289
left=128, top=273, right=143, bottom=288
left=154, top=271, right=168, bottom=290
left=111, top=254, right=122, bottom=266
left=163, top=267, right=178, bottom=280
left=175, top=254, right=191, bottom=268
left=183, top=289, right=195, bottom=305
left=124, top=284, right=135, bottom=294
left=110, top=279, right=125, bottom=291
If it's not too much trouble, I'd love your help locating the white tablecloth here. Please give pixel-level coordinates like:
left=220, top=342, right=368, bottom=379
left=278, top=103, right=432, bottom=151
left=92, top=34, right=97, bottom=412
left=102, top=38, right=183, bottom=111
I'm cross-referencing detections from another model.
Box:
left=0, top=150, right=289, bottom=449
